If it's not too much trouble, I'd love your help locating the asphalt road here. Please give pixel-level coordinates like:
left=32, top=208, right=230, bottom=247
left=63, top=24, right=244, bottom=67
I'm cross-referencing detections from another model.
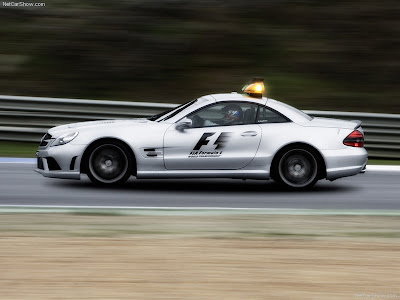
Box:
left=0, top=164, right=399, bottom=210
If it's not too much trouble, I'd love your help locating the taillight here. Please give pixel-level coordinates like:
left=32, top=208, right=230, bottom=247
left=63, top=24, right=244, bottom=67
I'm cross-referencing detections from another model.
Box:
left=343, top=130, right=364, bottom=147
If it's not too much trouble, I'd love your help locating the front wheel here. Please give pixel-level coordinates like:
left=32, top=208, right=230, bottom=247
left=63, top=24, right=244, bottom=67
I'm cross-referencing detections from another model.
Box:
left=275, top=148, right=319, bottom=189
left=86, top=143, right=132, bottom=185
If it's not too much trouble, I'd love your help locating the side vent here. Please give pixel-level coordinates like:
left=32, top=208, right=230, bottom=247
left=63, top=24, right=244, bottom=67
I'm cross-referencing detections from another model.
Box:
left=143, top=148, right=163, bottom=157
left=70, top=156, right=77, bottom=170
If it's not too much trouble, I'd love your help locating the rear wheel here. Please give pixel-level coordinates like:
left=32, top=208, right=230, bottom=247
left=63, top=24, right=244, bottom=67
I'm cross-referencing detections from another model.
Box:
left=86, top=142, right=132, bottom=185
left=275, top=148, right=319, bottom=189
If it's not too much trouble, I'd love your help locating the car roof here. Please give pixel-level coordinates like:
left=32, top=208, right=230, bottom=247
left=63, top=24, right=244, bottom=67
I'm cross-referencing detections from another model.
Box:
left=208, top=93, right=310, bottom=122
left=208, top=93, right=267, bottom=104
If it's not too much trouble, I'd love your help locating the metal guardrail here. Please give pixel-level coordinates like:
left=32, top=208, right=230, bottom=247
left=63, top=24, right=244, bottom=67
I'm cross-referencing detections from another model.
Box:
left=1, top=95, right=399, bottom=159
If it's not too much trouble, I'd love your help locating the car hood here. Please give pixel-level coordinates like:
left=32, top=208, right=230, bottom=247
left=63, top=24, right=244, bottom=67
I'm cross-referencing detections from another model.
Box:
left=48, top=119, right=152, bottom=136
left=300, top=117, right=361, bottom=129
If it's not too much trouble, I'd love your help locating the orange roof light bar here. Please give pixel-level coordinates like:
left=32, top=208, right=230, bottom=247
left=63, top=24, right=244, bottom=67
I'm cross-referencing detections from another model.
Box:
left=242, top=78, right=265, bottom=98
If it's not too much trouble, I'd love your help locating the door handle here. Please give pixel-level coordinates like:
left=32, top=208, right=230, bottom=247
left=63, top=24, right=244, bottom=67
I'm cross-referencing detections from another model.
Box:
left=241, top=131, right=258, bottom=137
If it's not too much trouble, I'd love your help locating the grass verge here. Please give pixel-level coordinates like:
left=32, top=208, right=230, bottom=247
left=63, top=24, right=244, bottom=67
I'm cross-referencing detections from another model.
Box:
left=0, top=141, right=37, bottom=157
left=1, top=213, right=400, bottom=239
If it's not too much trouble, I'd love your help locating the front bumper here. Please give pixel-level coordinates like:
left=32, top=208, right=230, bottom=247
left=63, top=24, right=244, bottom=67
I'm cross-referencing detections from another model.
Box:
left=35, top=167, right=80, bottom=179
left=35, top=143, right=85, bottom=180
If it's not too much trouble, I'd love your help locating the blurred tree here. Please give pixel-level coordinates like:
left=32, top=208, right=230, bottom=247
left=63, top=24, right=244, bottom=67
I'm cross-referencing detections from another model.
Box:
left=0, top=0, right=399, bottom=112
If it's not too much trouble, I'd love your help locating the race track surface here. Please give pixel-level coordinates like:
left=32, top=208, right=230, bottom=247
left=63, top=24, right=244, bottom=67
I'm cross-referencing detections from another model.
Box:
left=0, top=164, right=399, bottom=210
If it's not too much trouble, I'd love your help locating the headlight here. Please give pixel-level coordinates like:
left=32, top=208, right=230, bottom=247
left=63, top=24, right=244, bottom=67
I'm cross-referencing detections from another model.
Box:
left=51, top=132, right=79, bottom=146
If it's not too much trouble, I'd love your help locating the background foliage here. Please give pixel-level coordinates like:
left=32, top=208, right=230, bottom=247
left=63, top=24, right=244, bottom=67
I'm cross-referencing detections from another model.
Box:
left=1, top=0, right=399, bottom=112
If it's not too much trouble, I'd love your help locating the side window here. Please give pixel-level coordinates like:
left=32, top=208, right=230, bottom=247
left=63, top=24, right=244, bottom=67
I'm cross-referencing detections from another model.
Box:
left=256, top=106, right=289, bottom=123
left=187, top=102, right=258, bottom=128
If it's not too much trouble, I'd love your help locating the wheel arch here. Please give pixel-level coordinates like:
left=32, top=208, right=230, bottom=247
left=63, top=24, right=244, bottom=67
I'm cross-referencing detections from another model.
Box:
left=270, top=142, right=327, bottom=180
left=80, top=137, right=137, bottom=175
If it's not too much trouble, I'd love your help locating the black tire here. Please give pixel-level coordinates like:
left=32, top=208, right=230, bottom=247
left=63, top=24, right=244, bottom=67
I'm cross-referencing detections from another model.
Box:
left=274, top=147, right=320, bottom=189
left=86, top=142, right=132, bottom=185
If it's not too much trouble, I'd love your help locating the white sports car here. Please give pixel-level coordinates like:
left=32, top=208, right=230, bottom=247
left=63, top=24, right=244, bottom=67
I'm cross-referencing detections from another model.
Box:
left=35, top=79, right=367, bottom=189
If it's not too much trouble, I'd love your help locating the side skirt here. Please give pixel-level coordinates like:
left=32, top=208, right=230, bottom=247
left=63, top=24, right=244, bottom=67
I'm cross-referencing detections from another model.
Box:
left=137, top=170, right=269, bottom=180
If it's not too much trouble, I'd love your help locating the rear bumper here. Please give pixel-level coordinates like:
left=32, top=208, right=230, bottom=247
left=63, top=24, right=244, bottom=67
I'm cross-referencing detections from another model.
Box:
left=322, top=147, right=368, bottom=181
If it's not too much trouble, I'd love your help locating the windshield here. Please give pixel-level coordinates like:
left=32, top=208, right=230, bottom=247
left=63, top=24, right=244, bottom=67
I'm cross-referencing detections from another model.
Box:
left=148, top=108, right=174, bottom=121
left=148, top=99, right=197, bottom=122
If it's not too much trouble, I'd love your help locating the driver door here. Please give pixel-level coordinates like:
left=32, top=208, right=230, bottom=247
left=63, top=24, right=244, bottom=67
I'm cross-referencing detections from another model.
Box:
left=163, top=102, right=262, bottom=170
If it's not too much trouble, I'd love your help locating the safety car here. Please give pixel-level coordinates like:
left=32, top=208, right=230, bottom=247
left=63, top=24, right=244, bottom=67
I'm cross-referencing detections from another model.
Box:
left=35, top=79, right=367, bottom=189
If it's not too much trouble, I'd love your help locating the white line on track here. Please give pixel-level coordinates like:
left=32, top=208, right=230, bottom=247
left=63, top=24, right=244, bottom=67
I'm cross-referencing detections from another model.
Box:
left=0, top=205, right=297, bottom=210
left=1, top=205, right=400, bottom=216
left=366, top=165, right=400, bottom=172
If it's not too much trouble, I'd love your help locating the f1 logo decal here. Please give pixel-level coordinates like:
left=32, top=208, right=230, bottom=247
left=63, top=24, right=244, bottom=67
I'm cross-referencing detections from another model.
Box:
left=193, top=133, right=214, bottom=150
left=193, top=132, right=231, bottom=150
left=214, top=132, right=230, bottom=150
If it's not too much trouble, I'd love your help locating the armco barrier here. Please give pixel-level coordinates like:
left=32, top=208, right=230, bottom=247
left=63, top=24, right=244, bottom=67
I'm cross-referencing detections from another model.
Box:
left=1, top=95, right=399, bottom=159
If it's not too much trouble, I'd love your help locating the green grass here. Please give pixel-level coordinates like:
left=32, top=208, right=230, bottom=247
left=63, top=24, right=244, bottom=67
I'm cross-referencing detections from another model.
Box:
left=367, top=159, right=400, bottom=165
left=0, top=141, right=400, bottom=165
left=0, top=141, right=37, bottom=157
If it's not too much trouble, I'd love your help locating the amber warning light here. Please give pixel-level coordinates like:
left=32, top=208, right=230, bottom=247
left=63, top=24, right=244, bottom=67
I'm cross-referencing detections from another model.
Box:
left=242, top=78, right=265, bottom=98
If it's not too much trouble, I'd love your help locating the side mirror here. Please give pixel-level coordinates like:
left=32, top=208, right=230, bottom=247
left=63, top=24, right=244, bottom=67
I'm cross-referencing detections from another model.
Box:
left=175, top=118, right=192, bottom=132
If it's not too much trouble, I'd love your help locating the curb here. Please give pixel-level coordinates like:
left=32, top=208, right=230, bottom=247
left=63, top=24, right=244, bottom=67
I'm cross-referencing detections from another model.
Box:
left=0, top=157, right=36, bottom=164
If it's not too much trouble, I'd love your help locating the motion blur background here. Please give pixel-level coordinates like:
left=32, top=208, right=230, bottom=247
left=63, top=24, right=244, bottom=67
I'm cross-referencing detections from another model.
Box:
left=1, top=0, right=399, bottom=112
left=1, top=3, right=400, bottom=299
